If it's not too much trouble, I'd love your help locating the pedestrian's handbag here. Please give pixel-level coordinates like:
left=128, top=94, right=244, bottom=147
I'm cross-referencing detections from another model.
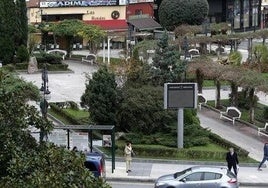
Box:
left=131, top=150, right=135, bottom=157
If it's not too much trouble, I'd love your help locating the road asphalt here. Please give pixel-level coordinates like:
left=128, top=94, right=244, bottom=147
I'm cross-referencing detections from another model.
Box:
left=18, top=51, right=268, bottom=187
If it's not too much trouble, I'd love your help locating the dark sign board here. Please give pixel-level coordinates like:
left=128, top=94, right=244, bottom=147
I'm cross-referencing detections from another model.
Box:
left=164, top=83, right=197, bottom=109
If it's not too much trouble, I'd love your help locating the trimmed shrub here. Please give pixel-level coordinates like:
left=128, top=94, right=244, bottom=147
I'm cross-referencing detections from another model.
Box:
left=263, top=106, right=268, bottom=120
left=15, top=62, right=28, bottom=70
left=36, top=52, right=62, bottom=65
left=16, top=45, right=29, bottom=63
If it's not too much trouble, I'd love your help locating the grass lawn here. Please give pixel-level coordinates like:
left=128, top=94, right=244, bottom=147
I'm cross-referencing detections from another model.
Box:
left=48, top=109, right=72, bottom=124
left=62, top=108, right=89, bottom=119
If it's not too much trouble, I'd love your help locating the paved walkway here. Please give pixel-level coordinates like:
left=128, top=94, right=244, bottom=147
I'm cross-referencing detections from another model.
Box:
left=19, top=59, right=268, bottom=186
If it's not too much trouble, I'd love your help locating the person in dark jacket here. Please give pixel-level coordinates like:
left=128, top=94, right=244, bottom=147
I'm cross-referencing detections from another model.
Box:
left=226, top=147, right=239, bottom=176
left=258, top=143, right=268, bottom=171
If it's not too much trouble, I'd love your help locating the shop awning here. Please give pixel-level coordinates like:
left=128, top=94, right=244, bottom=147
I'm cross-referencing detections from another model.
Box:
left=85, top=19, right=128, bottom=31
left=127, top=17, right=162, bottom=31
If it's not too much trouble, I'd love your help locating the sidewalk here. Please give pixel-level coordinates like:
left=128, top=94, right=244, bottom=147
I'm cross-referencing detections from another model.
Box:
left=105, top=160, right=268, bottom=186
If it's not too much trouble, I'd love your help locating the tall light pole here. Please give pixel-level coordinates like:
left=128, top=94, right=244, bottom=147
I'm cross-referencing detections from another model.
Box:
left=39, top=64, right=50, bottom=142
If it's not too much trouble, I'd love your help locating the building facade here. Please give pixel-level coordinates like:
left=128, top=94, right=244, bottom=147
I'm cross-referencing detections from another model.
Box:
left=154, top=0, right=262, bottom=32
left=26, top=0, right=158, bottom=50
left=208, top=0, right=262, bottom=31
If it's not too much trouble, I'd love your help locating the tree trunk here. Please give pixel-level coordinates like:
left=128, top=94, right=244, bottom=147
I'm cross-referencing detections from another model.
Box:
left=249, top=88, right=255, bottom=123
left=230, top=82, right=238, bottom=107
left=215, top=79, right=221, bottom=109
left=196, top=68, right=203, bottom=93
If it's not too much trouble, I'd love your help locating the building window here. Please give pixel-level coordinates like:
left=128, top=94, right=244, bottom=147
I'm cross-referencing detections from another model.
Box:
left=234, top=0, right=241, bottom=29
left=243, top=0, right=249, bottom=28
left=252, top=0, right=259, bottom=28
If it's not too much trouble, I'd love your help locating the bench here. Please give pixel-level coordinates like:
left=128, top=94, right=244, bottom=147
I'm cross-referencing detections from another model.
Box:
left=188, top=49, right=200, bottom=58
left=197, top=93, right=207, bottom=110
left=81, top=54, right=97, bottom=65
left=258, top=123, right=268, bottom=137
left=47, top=49, right=67, bottom=60
left=220, top=106, right=241, bottom=125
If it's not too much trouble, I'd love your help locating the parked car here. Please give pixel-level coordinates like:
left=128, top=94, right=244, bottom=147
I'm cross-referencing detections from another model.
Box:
left=154, top=166, right=238, bottom=188
left=84, top=152, right=106, bottom=179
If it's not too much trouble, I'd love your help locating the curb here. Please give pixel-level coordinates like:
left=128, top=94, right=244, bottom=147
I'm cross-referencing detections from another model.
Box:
left=106, top=177, right=155, bottom=183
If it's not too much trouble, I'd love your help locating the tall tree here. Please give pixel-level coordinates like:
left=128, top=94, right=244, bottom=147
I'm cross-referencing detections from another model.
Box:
left=53, top=19, right=84, bottom=55
left=159, top=0, right=209, bottom=31
left=0, top=0, right=16, bottom=64
left=151, top=31, right=185, bottom=85
left=0, top=70, right=110, bottom=187
left=78, top=24, right=106, bottom=54
left=14, top=0, right=28, bottom=47
left=80, top=66, right=118, bottom=125
left=0, top=69, right=49, bottom=177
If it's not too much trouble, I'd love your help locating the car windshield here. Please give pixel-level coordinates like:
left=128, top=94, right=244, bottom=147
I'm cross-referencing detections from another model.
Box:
left=174, top=168, right=192, bottom=178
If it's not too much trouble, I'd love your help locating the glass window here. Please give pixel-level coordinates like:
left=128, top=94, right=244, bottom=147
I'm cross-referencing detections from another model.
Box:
left=252, top=0, right=259, bottom=27
left=203, top=172, right=222, bottom=180
left=243, top=0, right=249, bottom=28
left=234, top=0, right=241, bottom=29
left=185, top=172, right=203, bottom=181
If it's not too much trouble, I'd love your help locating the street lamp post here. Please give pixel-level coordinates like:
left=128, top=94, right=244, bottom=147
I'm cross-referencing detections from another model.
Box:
left=39, top=65, right=50, bottom=142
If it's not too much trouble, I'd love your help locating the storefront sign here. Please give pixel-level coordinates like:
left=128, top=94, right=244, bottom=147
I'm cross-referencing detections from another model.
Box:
left=40, top=0, right=119, bottom=7
left=129, top=0, right=154, bottom=3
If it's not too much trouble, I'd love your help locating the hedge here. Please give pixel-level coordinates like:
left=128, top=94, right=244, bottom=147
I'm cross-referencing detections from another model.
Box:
left=49, top=102, right=82, bottom=125
left=208, top=133, right=249, bottom=157
left=116, top=143, right=249, bottom=161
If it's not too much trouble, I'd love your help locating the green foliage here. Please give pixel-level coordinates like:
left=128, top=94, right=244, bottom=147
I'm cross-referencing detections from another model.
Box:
left=78, top=24, right=106, bottom=54
left=0, top=0, right=16, bottom=65
left=53, top=19, right=84, bottom=54
left=133, top=40, right=157, bottom=61
left=14, top=62, right=28, bottom=70
left=159, top=0, right=209, bottom=31
left=228, top=51, right=242, bottom=66
left=125, top=59, right=152, bottom=87
left=263, top=106, right=268, bottom=120
left=0, top=69, right=52, bottom=177
left=81, top=66, right=118, bottom=125
left=237, top=90, right=258, bottom=110
left=35, top=52, right=62, bottom=64
left=14, top=0, right=28, bottom=47
left=253, top=44, right=268, bottom=65
left=0, top=71, right=109, bottom=187
left=116, top=85, right=176, bottom=134
left=0, top=143, right=111, bottom=188
left=208, top=133, right=249, bottom=157
left=115, top=142, right=249, bottom=162
left=50, top=103, right=86, bottom=124
left=151, top=31, right=185, bottom=85
left=16, top=45, right=29, bottom=63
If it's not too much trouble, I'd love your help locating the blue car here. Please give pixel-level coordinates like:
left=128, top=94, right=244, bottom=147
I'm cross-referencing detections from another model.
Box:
left=84, top=152, right=106, bottom=179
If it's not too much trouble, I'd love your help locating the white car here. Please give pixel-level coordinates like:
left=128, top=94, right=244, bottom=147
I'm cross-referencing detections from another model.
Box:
left=154, top=166, right=239, bottom=188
